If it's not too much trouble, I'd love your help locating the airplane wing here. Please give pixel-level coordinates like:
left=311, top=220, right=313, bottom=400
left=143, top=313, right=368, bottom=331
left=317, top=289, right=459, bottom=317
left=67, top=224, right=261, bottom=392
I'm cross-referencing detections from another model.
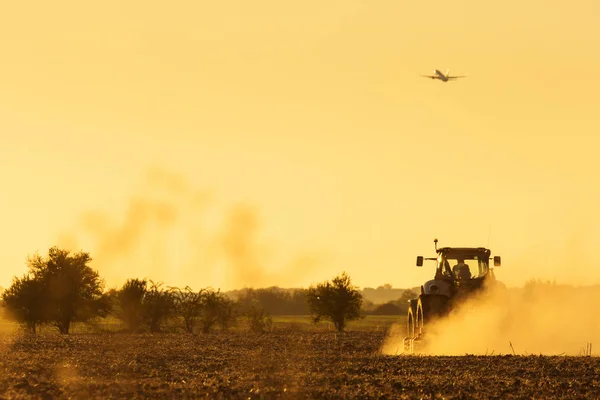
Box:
left=421, top=75, right=437, bottom=79
left=447, top=76, right=467, bottom=79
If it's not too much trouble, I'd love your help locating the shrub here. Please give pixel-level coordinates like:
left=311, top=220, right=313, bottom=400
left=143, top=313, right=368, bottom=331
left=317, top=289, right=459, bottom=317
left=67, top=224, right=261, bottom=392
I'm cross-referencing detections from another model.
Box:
left=306, top=272, right=363, bottom=332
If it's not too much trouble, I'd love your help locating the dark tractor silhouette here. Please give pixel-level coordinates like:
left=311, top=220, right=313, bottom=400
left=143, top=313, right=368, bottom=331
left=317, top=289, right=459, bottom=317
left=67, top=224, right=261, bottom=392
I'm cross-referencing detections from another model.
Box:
left=403, top=239, right=502, bottom=353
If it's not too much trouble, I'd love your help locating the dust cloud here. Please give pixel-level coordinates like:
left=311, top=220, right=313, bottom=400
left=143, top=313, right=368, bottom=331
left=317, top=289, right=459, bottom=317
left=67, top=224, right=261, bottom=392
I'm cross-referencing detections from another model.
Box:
left=80, top=199, right=179, bottom=264
left=382, top=278, right=600, bottom=356
left=218, top=204, right=266, bottom=288
left=0, top=310, right=20, bottom=356
left=216, top=205, right=322, bottom=289
left=58, top=167, right=321, bottom=290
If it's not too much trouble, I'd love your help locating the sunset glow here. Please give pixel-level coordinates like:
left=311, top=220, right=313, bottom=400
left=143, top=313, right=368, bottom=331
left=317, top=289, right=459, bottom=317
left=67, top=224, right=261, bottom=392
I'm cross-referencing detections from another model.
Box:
left=2, top=1, right=600, bottom=291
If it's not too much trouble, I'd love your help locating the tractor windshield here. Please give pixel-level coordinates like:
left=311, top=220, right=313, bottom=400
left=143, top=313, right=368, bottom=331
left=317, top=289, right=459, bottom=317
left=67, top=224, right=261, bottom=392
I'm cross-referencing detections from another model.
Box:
left=439, top=254, right=490, bottom=280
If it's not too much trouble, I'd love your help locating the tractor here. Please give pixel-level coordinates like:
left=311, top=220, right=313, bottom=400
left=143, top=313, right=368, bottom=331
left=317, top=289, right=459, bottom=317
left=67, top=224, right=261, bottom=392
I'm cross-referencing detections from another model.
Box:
left=403, top=238, right=502, bottom=353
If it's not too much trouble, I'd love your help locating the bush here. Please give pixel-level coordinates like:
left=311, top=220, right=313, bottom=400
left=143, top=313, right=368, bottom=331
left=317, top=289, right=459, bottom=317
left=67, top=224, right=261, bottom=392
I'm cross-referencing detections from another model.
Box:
left=246, top=303, right=272, bottom=334
left=171, top=286, right=203, bottom=334
left=170, top=287, right=237, bottom=334
left=143, top=281, right=175, bottom=333
left=199, top=289, right=233, bottom=334
left=117, top=279, right=147, bottom=332
left=306, top=272, right=363, bottom=332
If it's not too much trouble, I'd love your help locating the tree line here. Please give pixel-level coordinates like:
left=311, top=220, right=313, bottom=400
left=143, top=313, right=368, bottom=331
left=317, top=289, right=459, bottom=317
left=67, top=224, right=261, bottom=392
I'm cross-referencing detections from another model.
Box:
left=1, top=247, right=371, bottom=334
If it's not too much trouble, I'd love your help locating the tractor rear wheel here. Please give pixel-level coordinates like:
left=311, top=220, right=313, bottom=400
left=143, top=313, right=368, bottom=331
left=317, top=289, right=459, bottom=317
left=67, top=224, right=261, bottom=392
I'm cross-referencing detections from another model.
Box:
left=406, top=304, right=416, bottom=339
left=416, top=300, right=424, bottom=336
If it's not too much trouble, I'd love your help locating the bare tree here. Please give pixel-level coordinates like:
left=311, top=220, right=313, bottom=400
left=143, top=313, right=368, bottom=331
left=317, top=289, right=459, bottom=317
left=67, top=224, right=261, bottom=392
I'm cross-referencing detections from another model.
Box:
left=198, top=289, right=221, bottom=333
left=142, top=281, right=175, bottom=333
left=171, top=286, right=204, bottom=334
left=217, top=295, right=237, bottom=332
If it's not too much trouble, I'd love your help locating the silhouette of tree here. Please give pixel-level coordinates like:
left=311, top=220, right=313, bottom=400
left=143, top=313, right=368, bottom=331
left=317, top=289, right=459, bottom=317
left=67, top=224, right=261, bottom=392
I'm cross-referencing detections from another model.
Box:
left=26, top=247, right=109, bottom=334
left=306, top=272, right=363, bottom=332
left=216, top=295, right=236, bottom=332
left=199, top=289, right=232, bottom=333
left=245, top=302, right=272, bottom=334
left=117, top=278, right=148, bottom=331
left=142, top=281, right=175, bottom=333
left=2, top=274, right=47, bottom=333
left=170, top=286, right=236, bottom=334
left=171, top=286, right=203, bottom=334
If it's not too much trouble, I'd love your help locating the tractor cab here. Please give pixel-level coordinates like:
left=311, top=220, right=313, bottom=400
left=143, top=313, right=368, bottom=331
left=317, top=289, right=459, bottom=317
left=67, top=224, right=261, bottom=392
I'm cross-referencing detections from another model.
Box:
left=435, top=247, right=496, bottom=280
left=416, top=240, right=501, bottom=287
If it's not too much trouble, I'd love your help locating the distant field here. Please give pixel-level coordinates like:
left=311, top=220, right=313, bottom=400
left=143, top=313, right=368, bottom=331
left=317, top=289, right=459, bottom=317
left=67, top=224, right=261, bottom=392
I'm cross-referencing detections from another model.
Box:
left=270, top=315, right=405, bottom=332
left=1, top=314, right=407, bottom=335
left=1, top=331, right=599, bottom=399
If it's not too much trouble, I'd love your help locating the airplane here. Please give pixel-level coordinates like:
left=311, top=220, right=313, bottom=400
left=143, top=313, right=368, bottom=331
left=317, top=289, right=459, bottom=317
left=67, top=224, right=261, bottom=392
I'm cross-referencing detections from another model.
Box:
left=421, top=69, right=467, bottom=82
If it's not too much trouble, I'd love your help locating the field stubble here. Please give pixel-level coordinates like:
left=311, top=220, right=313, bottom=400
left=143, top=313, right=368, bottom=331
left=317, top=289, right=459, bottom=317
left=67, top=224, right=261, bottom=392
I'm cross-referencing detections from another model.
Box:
left=1, top=329, right=599, bottom=399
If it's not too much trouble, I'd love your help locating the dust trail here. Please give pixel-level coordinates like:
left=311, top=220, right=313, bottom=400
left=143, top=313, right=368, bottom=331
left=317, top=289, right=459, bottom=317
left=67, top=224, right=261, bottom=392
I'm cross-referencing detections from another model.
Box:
left=81, top=199, right=178, bottom=264
left=218, top=204, right=266, bottom=288
left=382, top=279, right=600, bottom=356
left=216, top=205, right=322, bottom=289
left=58, top=167, right=209, bottom=270
left=0, top=309, right=21, bottom=356
left=57, top=167, right=322, bottom=290
left=143, top=166, right=210, bottom=209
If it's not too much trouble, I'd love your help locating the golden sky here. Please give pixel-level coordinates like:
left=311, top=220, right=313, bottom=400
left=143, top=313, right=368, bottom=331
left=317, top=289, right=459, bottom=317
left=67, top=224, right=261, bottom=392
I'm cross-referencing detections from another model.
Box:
left=2, top=1, right=600, bottom=291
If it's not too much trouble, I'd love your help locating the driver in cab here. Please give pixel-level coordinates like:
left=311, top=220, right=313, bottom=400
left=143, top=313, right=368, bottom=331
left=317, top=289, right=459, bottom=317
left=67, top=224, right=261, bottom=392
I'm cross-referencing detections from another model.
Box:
left=452, top=259, right=472, bottom=280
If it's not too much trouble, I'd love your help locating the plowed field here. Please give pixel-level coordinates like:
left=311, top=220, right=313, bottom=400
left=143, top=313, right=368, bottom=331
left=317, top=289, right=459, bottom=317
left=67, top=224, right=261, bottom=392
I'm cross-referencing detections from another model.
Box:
left=1, top=331, right=599, bottom=399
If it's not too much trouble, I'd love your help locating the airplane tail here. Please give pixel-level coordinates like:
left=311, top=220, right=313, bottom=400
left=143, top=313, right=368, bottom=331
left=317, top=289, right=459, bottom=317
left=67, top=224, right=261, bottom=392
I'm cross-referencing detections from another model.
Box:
left=445, top=68, right=450, bottom=77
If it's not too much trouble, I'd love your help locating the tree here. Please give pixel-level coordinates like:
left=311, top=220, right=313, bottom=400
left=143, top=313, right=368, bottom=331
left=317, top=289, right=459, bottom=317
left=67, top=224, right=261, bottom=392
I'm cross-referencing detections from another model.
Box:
left=142, top=281, right=175, bottom=333
left=216, top=295, right=237, bottom=332
left=2, top=274, right=47, bottom=333
left=245, top=302, right=272, bottom=334
left=25, top=247, right=109, bottom=334
left=169, top=286, right=237, bottom=334
left=306, top=272, right=363, bottom=332
left=199, top=288, right=233, bottom=334
left=117, top=278, right=148, bottom=332
left=172, top=286, right=203, bottom=334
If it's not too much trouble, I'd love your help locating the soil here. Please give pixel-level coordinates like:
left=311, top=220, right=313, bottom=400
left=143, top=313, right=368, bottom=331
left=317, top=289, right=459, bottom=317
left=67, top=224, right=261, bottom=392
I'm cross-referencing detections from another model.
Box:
left=1, top=331, right=599, bottom=399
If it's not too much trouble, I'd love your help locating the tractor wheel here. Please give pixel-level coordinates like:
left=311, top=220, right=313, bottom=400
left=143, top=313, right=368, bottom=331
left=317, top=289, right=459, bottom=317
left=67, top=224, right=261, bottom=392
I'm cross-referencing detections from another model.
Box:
left=416, top=299, right=424, bottom=336
left=406, top=304, right=416, bottom=339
